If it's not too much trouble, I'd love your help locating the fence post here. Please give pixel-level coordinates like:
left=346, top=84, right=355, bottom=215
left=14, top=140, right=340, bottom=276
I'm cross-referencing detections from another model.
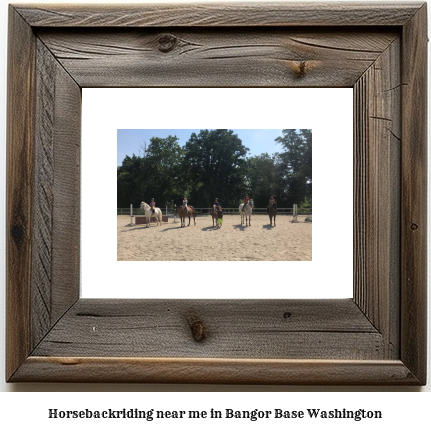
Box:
left=130, top=204, right=134, bottom=225
left=292, top=204, right=299, bottom=223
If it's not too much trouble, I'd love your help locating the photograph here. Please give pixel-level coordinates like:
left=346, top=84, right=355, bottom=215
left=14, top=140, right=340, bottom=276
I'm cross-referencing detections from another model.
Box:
left=116, top=129, right=312, bottom=261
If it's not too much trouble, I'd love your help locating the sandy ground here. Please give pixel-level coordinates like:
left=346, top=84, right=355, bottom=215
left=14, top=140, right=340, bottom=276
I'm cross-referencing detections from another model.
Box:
left=117, top=214, right=312, bottom=261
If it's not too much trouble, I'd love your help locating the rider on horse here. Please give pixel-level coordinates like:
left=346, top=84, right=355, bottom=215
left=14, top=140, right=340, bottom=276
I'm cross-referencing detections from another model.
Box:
left=214, top=198, right=221, bottom=209
left=267, top=195, right=276, bottom=214
left=150, top=198, right=156, bottom=214
left=243, top=195, right=250, bottom=209
left=182, top=195, right=189, bottom=214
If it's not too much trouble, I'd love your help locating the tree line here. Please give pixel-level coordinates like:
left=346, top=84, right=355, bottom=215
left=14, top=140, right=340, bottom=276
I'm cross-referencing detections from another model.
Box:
left=117, top=129, right=311, bottom=209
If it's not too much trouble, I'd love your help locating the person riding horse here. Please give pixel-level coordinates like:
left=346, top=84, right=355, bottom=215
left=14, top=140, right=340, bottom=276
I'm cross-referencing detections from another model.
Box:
left=267, top=195, right=276, bottom=213
left=243, top=195, right=250, bottom=209
left=182, top=195, right=189, bottom=214
left=150, top=198, right=156, bottom=214
left=214, top=198, right=221, bottom=209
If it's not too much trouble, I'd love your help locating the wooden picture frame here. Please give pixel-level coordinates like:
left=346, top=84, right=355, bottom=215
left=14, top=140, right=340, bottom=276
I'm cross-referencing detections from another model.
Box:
left=6, top=2, right=427, bottom=385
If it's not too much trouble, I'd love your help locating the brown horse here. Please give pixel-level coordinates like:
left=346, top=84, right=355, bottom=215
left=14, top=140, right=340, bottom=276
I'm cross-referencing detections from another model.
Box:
left=176, top=205, right=196, bottom=228
left=268, top=202, right=277, bottom=226
left=210, top=205, right=218, bottom=227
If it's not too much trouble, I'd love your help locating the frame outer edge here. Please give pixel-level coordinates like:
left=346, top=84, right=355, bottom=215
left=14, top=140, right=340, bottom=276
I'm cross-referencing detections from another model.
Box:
left=12, top=357, right=422, bottom=385
left=6, top=6, right=37, bottom=380
left=13, top=2, right=425, bottom=27
left=400, top=3, right=428, bottom=384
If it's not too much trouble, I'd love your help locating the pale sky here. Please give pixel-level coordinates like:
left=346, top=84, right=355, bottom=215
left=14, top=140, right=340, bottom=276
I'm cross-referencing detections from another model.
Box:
left=117, top=129, right=285, bottom=166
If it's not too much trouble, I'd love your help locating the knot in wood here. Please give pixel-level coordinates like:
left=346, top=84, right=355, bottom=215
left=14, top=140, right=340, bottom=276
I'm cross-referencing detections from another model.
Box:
left=411, top=223, right=419, bottom=231
left=11, top=221, right=26, bottom=246
left=186, top=314, right=206, bottom=342
left=157, top=34, right=179, bottom=53
left=294, top=61, right=307, bottom=78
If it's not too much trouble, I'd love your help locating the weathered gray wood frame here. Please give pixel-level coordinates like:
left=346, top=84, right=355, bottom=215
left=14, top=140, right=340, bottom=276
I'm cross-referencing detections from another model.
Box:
left=6, top=2, right=427, bottom=384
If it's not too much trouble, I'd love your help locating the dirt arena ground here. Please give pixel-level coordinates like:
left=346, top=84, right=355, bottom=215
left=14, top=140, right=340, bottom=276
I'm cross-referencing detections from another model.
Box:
left=117, top=214, right=312, bottom=261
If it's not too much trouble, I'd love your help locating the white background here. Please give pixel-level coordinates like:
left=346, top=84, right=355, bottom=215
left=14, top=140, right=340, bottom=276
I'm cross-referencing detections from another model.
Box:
left=81, top=87, right=353, bottom=299
left=0, top=0, right=430, bottom=424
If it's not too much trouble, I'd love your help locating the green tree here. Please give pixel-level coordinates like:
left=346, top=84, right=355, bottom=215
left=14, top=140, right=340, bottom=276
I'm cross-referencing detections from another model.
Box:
left=247, top=153, right=279, bottom=207
left=117, top=135, right=186, bottom=209
left=117, top=155, right=145, bottom=208
left=141, top=135, right=186, bottom=207
left=184, top=129, right=249, bottom=207
left=274, top=129, right=312, bottom=207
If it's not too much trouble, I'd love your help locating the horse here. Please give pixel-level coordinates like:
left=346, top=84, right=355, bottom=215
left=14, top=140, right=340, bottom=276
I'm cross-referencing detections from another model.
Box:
left=140, top=201, right=163, bottom=227
left=268, top=202, right=277, bottom=226
left=210, top=205, right=218, bottom=227
left=239, top=199, right=253, bottom=226
left=176, top=205, right=196, bottom=228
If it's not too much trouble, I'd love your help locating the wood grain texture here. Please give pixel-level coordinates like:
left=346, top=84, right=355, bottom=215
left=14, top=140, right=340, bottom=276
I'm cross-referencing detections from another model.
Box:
left=6, top=7, right=36, bottom=381
left=353, top=38, right=401, bottom=359
left=15, top=2, right=423, bottom=27
left=36, top=29, right=398, bottom=88
left=32, top=299, right=384, bottom=360
left=6, top=2, right=427, bottom=385
left=400, top=3, right=428, bottom=384
left=7, top=8, right=81, bottom=382
left=32, top=39, right=81, bottom=350
left=32, top=40, right=56, bottom=347
left=12, top=357, right=420, bottom=385
left=50, top=52, right=81, bottom=324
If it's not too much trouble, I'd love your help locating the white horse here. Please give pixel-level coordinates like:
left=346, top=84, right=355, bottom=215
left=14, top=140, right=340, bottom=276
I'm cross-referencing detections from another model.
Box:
left=140, top=201, right=163, bottom=227
left=239, top=199, right=253, bottom=226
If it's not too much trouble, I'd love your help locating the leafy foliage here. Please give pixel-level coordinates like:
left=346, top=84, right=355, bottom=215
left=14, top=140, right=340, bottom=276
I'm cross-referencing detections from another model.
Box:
left=246, top=153, right=279, bottom=207
left=117, top=155, right=145, bottom=208
left=117, top=135, right=185, bottom=208
left=183, top=129, right=249, bottom=207
left=274, top=129, right=312, bottom=207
